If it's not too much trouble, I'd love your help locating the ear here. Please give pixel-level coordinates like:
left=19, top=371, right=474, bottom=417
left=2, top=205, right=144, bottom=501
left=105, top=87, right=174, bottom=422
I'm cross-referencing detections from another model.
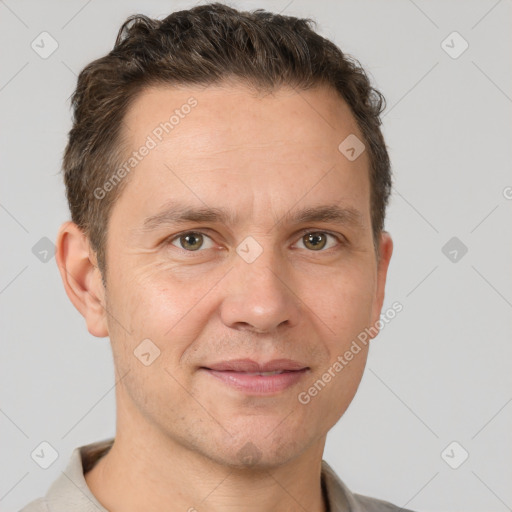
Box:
left=369, top=231, right=394, bottom=338
left=55, top=221, right=109, bottom=338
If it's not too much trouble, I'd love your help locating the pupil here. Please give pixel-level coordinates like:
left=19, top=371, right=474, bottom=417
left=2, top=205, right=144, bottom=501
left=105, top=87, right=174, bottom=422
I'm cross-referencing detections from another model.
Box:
left=306, top=233, right=326, bottom=250
left=183, top=233, right=202, bottom=250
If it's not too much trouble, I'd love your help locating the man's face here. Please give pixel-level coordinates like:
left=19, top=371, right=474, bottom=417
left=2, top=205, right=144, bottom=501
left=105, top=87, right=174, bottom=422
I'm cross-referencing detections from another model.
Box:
left=97, top=83, right=392, bottom=467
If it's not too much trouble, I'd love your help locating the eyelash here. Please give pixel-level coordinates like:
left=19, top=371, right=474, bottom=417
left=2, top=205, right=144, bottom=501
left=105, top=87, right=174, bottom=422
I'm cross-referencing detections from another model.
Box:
left=165, top=229, right=347, bottom=255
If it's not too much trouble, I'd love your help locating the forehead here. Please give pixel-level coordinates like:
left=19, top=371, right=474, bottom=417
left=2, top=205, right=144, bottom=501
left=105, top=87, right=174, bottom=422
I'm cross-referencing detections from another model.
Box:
left=130, top=81, right=359, bottom=133
left=122, top=81, right=365, bottom=161
left=113, top=82, right=371, bottom=232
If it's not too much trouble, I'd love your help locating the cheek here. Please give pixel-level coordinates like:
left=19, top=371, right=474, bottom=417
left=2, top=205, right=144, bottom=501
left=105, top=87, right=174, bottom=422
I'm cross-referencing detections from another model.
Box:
left=307, top=263, right=376, bottom=332
left=295, top=343, right=369, bottom=435
left=110, top=270, right=213, bottom=363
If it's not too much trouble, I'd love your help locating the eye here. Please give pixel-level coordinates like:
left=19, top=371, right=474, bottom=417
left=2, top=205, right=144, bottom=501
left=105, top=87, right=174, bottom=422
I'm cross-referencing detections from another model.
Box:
left=295, top=231, right=342, bottom=251
left=166, top=230, right=345, bottom=254
left=169, top=231, right=215, bottom=252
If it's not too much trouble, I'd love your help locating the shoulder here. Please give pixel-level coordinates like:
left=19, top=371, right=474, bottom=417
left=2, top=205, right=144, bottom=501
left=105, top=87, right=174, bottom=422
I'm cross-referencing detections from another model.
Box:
left=18, top=497, right=49, bottom=512
left=17, top=438, right=114, bottom=512
left=352, top=492, right=416, bottom=512
left=321, top=460, right=416, bottom=512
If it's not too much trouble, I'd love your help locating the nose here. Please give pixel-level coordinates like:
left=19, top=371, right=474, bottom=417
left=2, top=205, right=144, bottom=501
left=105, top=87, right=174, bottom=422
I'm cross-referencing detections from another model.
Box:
left=219, top=248, right=302, bottom=334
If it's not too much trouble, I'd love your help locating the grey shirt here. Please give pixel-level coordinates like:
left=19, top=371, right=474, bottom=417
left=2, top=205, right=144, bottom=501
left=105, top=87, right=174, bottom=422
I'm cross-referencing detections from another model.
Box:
left=19, top=438, right=415, bottom=512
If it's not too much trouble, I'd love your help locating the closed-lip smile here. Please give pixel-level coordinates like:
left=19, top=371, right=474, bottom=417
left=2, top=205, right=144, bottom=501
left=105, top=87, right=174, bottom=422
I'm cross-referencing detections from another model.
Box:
left=200, top=359, right=310, bottom=394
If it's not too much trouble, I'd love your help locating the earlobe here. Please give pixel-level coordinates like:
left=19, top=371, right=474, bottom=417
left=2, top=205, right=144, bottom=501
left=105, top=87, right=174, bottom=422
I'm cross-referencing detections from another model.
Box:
left=55, top=221, right=109, bottom=338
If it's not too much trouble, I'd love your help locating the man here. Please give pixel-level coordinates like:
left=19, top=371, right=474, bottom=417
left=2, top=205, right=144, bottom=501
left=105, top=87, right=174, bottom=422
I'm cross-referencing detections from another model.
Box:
left=21, top=3, right=412, bottom=511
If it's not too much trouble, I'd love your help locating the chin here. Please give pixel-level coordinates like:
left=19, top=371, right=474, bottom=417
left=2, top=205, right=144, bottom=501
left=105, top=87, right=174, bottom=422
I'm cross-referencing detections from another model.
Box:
left=202, top=429, right=312, bottom=471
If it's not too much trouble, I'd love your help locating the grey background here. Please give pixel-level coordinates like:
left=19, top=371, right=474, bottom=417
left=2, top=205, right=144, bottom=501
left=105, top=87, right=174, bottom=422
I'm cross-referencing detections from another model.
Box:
left=1, top=1, right=511, bottom=511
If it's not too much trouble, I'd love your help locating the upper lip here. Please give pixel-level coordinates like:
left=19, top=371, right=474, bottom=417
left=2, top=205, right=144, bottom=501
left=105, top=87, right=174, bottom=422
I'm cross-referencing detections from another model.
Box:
left=202, top=359, right=309, bottom=372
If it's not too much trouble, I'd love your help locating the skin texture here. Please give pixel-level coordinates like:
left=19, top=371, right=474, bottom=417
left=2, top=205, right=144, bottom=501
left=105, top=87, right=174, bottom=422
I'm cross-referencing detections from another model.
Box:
left=56, top=83, right=393, bottom=512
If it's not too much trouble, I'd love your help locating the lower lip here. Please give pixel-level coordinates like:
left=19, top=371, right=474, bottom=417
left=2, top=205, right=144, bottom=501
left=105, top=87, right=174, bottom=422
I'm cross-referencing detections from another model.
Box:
left=203, top=369, right=309, bottom=394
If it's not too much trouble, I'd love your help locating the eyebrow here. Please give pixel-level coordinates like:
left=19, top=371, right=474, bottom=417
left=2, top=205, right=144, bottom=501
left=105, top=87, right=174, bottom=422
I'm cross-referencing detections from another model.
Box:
left=139, top=201, right=365, bottom=233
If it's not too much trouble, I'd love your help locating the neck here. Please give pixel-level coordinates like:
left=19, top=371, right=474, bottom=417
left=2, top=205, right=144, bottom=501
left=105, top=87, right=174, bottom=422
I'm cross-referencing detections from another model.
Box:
left=85, top=414, right=327, bottom=512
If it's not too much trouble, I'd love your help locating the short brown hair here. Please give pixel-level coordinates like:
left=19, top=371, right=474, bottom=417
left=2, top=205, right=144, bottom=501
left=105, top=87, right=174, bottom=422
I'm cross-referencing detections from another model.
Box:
left=63, top=2, right=391, bottom=282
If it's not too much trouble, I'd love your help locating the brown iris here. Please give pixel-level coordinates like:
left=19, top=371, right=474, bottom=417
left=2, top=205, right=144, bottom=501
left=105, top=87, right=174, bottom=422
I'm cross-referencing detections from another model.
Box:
left=302, top=232, right=327, bottom=251
left=179, top=232, right=204, bottom=251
